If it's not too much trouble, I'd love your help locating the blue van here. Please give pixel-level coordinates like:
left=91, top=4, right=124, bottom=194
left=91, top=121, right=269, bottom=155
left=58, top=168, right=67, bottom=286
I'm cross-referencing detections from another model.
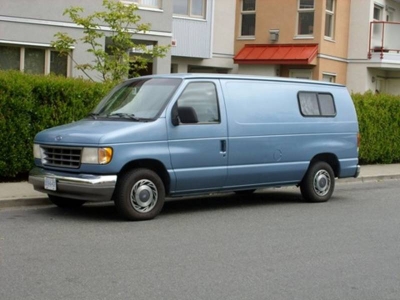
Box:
left=29, top=74, right=360, bottom=220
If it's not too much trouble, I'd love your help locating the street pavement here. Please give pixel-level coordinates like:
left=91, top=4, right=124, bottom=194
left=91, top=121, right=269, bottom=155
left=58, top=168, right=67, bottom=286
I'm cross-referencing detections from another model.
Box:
left=0, top=163, right=399, bottom=209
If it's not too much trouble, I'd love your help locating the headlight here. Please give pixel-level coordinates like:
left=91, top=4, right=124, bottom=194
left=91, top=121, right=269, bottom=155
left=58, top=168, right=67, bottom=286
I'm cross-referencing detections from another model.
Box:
left=33, top=144, right=42, bottom=159
left=81, top=147, right=113, bottom=165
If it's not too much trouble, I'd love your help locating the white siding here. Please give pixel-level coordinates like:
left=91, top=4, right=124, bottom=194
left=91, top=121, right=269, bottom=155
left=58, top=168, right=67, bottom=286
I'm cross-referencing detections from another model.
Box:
left=171, top=0, right=213, bottom=58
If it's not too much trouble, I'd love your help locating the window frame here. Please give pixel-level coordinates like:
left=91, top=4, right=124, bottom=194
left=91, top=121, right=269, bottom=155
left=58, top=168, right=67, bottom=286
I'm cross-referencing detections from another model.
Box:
left=297, top=91, right=337, bottom=117
left=173, top=0, right=206, bottom=19
left=240, top=0, right=256, bottom=37
left=176, top=81, right=221, bottom=125
left=324, top=0, right=335, bottom=39
left=297, top=0, right=315, bottom=36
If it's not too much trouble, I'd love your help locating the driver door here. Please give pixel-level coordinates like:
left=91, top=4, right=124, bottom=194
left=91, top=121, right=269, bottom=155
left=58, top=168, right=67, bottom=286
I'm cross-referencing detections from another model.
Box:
left=167, top=80, right=228, bottom=193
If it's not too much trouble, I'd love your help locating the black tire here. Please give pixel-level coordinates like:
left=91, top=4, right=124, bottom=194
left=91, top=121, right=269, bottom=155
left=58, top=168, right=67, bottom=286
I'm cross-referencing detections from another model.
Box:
left=114, top=168, right=165, bottom=221
left=48, top=195, right=86, bottom=208
left=300, top=161, right=335, bottom=203
left=234, top=189, right=256, bottom=195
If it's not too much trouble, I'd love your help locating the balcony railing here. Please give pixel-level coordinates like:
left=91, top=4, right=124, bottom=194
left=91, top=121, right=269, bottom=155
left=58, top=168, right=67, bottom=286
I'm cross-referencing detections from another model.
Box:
left=368, top=21, right=400, bottom=59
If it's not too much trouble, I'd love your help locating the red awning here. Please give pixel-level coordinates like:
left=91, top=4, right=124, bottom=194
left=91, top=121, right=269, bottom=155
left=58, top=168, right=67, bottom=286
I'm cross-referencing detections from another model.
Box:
left=234, top=44, right=318, bottom=65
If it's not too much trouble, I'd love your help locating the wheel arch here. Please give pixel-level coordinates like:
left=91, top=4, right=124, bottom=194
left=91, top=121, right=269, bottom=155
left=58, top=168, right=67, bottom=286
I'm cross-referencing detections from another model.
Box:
left=117, top=159, right=171, bottom=195
left=308, top=153, right=340, bottom=178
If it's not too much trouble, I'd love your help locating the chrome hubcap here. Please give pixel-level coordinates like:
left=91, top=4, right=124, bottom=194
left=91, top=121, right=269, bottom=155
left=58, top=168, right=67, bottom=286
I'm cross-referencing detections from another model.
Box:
left=130, top=179, right=158, bottom=213
left=313, top=170, right=331, bottom=196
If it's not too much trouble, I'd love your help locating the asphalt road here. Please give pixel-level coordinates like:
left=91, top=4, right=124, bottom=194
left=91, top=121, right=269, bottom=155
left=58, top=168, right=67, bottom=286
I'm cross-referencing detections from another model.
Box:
left=1, top=180, right=400, bottom=300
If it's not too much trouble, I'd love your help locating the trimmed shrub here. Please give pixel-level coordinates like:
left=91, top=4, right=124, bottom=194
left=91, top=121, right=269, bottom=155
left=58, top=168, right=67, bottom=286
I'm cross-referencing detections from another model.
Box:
left=0, top=71, right=112, bottom=178
left=353, top=92, right=400, bottom=164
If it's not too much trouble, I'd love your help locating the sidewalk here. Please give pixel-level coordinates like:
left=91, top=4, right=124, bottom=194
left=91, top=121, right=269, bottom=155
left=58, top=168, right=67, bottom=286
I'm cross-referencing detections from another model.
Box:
left=0, top=164, right=399, bottom=209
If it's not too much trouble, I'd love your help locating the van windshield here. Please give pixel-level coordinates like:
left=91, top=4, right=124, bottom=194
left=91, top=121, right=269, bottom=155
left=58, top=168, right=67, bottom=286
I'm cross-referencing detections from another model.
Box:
left=91, top=78, right=182, bottom=120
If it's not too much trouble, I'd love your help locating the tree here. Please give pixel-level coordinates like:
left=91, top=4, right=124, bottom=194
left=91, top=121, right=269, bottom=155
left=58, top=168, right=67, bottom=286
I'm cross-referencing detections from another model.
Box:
left=51, top=0, right=170, bottom=83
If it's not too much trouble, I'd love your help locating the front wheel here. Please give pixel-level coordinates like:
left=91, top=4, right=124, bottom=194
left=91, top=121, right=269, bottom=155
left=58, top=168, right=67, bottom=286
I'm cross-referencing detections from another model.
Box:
left=48, top=195, right=86, bottom=208
left=114, top=169, right=165, bottom=221
left=300, top=161, right=335, bottom=203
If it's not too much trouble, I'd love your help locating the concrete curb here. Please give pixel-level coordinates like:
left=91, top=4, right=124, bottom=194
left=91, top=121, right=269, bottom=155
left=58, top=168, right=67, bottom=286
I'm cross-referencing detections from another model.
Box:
left=337, top=174, right=400, bottom=183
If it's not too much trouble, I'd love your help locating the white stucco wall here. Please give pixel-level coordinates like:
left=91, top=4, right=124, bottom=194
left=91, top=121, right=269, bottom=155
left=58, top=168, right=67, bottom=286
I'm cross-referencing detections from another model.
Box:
left=347, top=0, right=372, bottom=59
left=346, top=64, right=371, bottom=94
left=213, top=0, right=235, bottom=59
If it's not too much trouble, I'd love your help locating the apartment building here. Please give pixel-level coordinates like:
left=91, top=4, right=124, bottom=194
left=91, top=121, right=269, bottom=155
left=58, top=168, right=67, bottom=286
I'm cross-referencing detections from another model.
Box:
left=0, top=0, right=237, bottom=80
left=348, top=0, right=400, bottom=94
left=234, top=0, right=400, bottom=95
left=234, top=0, right=350, bottom=84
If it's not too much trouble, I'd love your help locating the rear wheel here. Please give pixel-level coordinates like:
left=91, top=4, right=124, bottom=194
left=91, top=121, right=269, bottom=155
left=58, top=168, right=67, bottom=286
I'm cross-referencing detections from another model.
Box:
left=48, top=195, right=86, bottom=208
left=300, top=161, right=335, bottom=202
left=114, top=169, right=165, bottom=221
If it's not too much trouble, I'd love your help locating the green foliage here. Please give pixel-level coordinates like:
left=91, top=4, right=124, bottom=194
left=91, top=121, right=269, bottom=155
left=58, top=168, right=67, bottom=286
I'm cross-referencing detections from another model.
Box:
left=51, top=0, right=170, bottom=83
left=0, top=71, right=112, bottom=177
left=352, top=91, right=400, bottom=164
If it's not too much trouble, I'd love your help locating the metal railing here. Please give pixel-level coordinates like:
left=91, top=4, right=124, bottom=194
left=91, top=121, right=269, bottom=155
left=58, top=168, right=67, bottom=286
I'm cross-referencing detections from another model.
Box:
left=368, top=21, right=400, bottom=59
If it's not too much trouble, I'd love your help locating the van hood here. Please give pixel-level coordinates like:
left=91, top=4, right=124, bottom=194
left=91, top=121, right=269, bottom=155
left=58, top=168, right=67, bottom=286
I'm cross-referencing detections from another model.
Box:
left=34, top=119, right=166, bottom=145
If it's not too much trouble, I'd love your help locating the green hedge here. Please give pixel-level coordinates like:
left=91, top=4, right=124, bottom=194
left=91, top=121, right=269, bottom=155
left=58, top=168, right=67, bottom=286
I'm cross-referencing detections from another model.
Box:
left=0, top=71, right=112, bottom=178
left=353, top=92, right=400, bottom=164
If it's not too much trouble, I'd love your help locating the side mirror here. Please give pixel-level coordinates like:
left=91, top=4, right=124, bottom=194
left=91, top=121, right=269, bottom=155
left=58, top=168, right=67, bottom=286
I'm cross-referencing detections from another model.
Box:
left=171, top=103, right=179, bottom=126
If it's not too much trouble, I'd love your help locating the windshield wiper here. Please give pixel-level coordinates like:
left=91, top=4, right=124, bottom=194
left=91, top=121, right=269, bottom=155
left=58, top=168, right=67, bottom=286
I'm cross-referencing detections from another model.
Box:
left=107, top=113, right=141, bottom=121
left=88, top=113, right=100, bottom=120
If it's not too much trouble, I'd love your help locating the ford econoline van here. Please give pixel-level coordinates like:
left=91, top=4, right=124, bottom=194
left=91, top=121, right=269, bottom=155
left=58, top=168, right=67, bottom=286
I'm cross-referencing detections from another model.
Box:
left=29, top=74, right=360, bottom=220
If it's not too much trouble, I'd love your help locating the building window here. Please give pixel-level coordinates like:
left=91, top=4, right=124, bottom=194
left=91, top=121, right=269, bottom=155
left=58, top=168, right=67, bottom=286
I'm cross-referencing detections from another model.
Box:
left=373, top=4, right=383, bottom=20
left=0, top=45, right=20, bottom=70
left=322, top=73, right=336, bottom=83
left=297, top=0, right=314, bottom=35
left=325, top=0, right=335, bottom=38
left=241, top=0, right=256, bottom=36
left=173, top=0, right=206, bottom=18
left=25, top=48, right=45, bottom=74
left=127, top=0, right=161, bottom=9
left=50, top=51, right=68, bottom=76
left=0, top=44, right=68, bottom=76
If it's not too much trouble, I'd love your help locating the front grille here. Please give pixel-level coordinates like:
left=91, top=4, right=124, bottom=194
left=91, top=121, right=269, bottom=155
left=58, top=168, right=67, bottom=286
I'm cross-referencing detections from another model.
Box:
left=42, top=146, right=82, bottom=169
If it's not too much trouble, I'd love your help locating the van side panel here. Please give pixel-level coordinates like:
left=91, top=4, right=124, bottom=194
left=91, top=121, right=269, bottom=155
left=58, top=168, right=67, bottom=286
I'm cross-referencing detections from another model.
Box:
left=221, top=79, right=358, bottom=188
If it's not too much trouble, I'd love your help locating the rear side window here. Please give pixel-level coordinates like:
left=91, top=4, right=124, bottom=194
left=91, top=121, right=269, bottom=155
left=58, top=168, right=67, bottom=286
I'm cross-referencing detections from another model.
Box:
left=298, top=92, right=336, bottom=117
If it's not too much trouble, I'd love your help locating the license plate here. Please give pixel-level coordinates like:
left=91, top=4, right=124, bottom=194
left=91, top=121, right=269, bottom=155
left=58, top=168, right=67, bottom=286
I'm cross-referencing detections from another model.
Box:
left=44, top=177, right=57, bottom=191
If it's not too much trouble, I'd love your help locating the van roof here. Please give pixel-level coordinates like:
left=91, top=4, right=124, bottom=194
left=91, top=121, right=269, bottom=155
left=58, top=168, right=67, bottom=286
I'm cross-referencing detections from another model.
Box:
left=135, top=73, right=345, bottom=87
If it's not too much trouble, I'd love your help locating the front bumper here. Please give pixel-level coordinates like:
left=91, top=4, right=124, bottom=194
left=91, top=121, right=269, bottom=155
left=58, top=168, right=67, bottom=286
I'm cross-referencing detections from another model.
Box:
left=29, top=167, right=117, bottom=202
